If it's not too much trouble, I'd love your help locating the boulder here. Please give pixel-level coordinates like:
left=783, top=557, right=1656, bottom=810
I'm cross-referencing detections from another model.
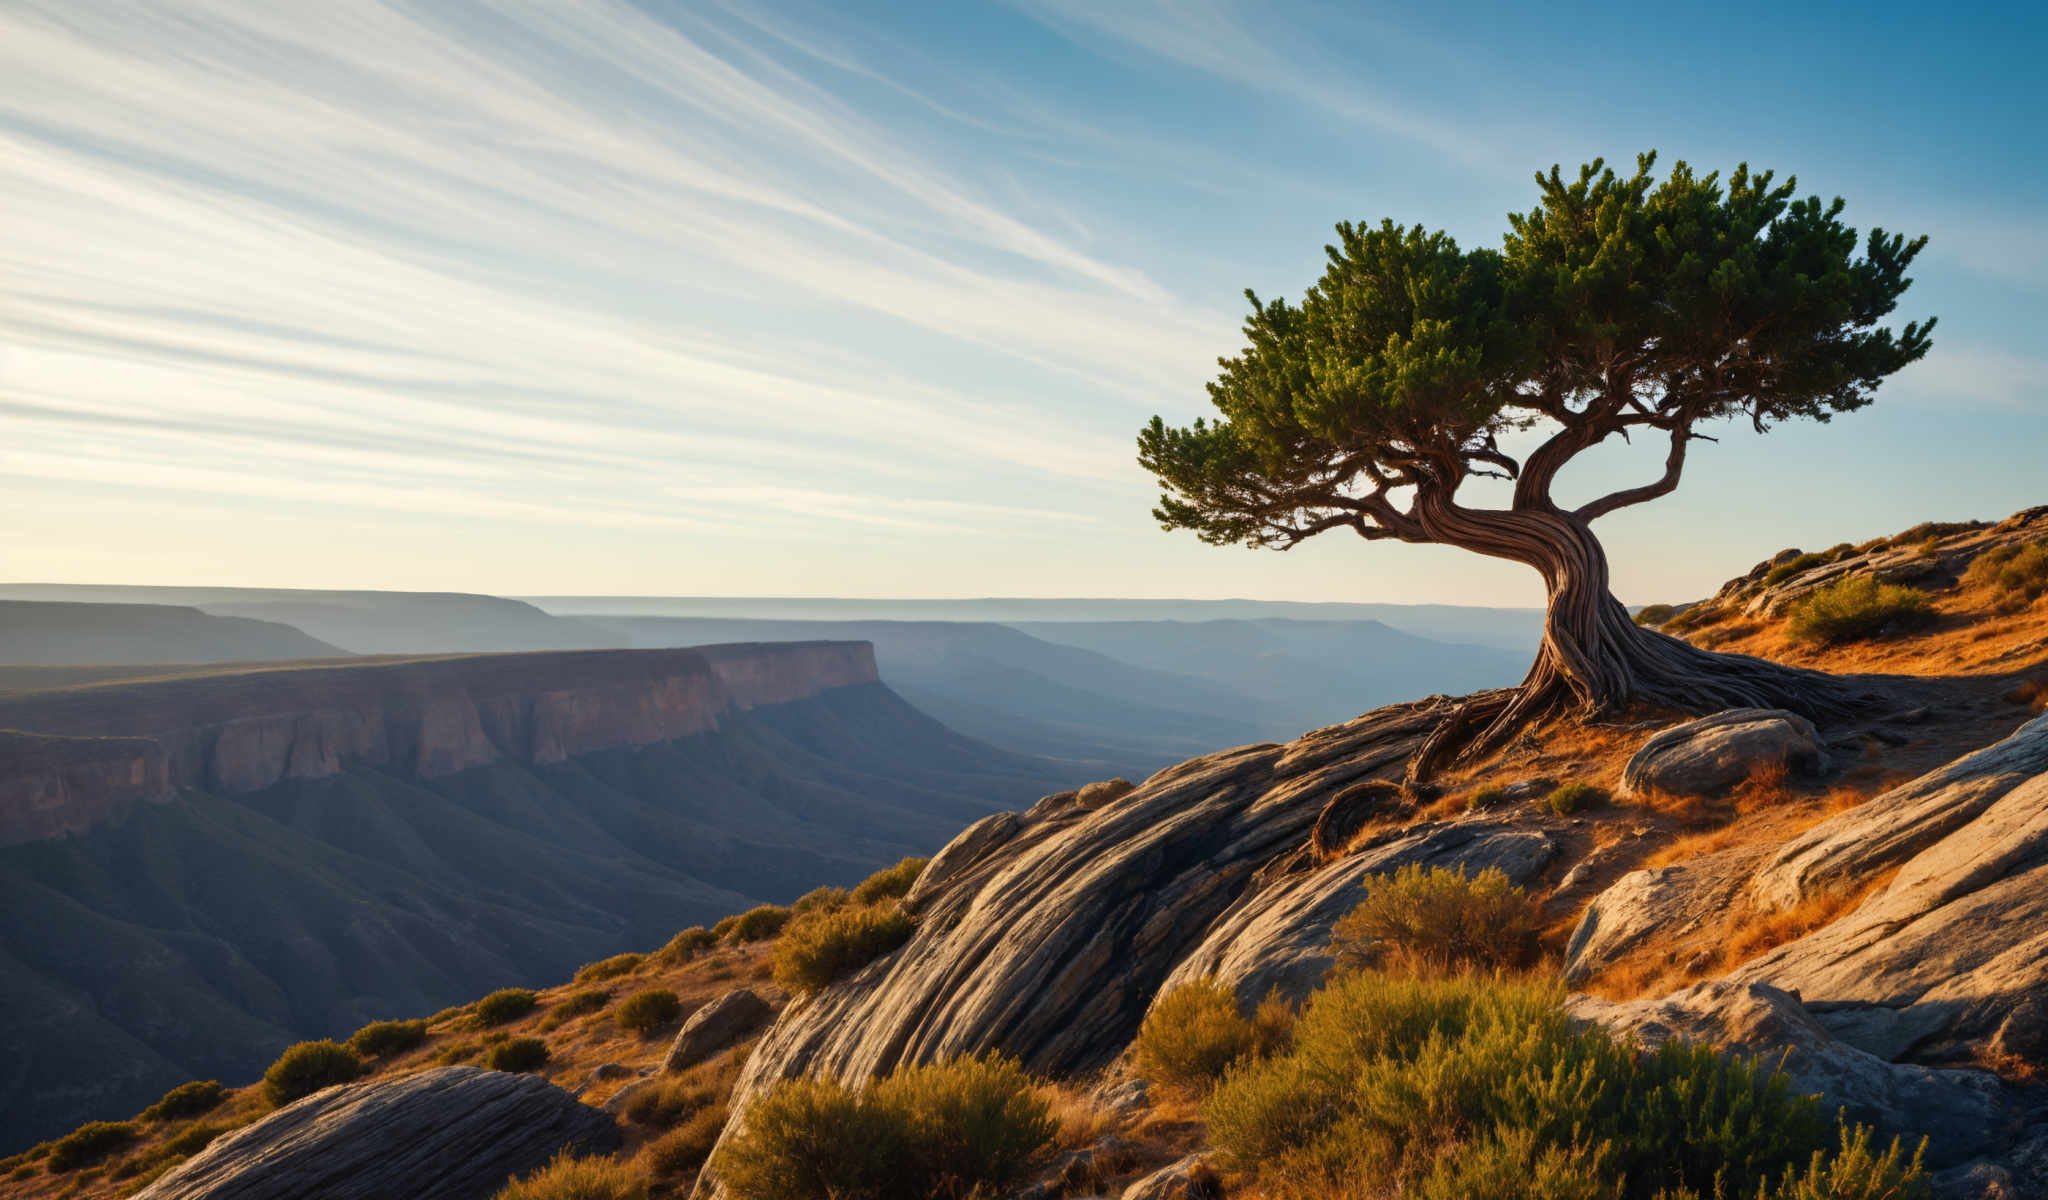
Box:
left=1571, top=982, right=2007, bottom=1167
left=1621, top=708, right=1825, bottom=799
left=1119, top=1154, right=1221, bottom=1200
left=136, top=1066, right=618, bottom=1200
left=1562, top=867, right=1694, bottom=984
left=664, top=988, right=773, bottom=1073
left=905, top=810, right=1022, bottom=911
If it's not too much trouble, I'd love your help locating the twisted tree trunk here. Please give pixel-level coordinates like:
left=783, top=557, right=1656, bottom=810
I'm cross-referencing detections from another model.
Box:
left=1405, top=494, right=1861, bottom=781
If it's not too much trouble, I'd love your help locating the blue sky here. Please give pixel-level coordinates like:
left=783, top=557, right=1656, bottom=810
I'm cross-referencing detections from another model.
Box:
left=3, top=0, right=2042, bottom=606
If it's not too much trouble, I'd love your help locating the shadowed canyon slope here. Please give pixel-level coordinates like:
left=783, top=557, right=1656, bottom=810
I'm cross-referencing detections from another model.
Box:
left=0, top=642, right=1083, bottom=1149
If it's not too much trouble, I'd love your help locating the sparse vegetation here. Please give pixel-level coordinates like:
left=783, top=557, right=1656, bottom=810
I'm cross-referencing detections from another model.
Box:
left=850, top=856, right=928, bottom=905
left=1765, top=553, right=1829, bottom=586
left=658, top=926, right=720, bottom=963
left=1545, top=780, right=1605, bottom=814
left=485, top=1037, right=551, bottom=1073
left=722, top=904, right=793, bottom=943
left=1632, top=604, right=1677, bottom=626
left=640, top=1104, right=729, bottom=1178
left=46, top=1123, right=137, bottom=1173
left=557, top=989, right=611, bottom=1017
left=1330, top=865, right=1541, bottom=974
left=713, top=1053, right=1055, bottom=1200
left=1964, top=541, right=2048, bottom=612
left=262, top=1040, right=364, bottom=1106
left=1135, top=978, right=1290, bottom=1095
left=140, top=1079, right=226, bottom=1122
left=1787, top=577, right=1937, bottom=644
left=494, top=1150, right=646, bottom=1200
left=772, top=903, right=915, bottom=995
left=791, top=885, right=849, bottom=915
left=346, top=1018, right=429, bottom=1058
left=474, top=987, right=541, bottom=1026
left=616, top=989, right=684, bottom=1037
left=576, top=954, right=645, bottom=983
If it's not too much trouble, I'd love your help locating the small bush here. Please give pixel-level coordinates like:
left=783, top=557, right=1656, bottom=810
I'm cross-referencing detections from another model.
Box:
left=1632, top=604, right=1678, bottom=627
left=347, top=1018, right=428, bottom=1059
left=658, top=926, right=719, bottom=963
left=576, top=954, right=645, bottom=984
left=1788, top=577, right=1937, bottom=644
left=850, top=857, right=929, bottom=905
left=436, top=1040, right=479, bottom=1065
left=46, top=1122, right=137, bottom=1173
left=262, top=1040, right=363, bottom=1106
left=617, top=989, right=684, bottom=1037
left=1764, top=1123, right=1929, bottom=1199
left=772, top=904, right=915, bottom=995
left=1765, top=553, right=1828, bottom=586
left=1464, top=783, right=1507, bottom=810
left=724, top=905, right=793, bottom=943
left=1664, top=604, right=1719, bottom=633
left=641, top=1104, right=729, bottom=1177
left=625, top=1074, right=722, bottom=1129
left=557, top=989, right=611, bottom=1017
left=714, top=1054, right=1055, bottom=1200
left=1545, top=781, right=1605, bottom=814
left=474, top=988, right=539, bottom=1026
left=494, top=1149, right=646, bottom=1200
left=1134, top=979, right=1287, bottom=1095
left=486, top=1037, right=551, bottom=1073
left=711, top=914, right=741, bottom=940
left=791, top=886, right=850, bottom=916
left=161, top=1122, right=231, bottom=1159
left=1964, top=541, right=2048, bottom=611
left=1329, top=865, right=1540, bottom=974
left=142, top=1079, right=226, bottom=1121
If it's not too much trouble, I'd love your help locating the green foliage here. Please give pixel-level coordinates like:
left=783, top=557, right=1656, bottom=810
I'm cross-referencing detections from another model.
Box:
left=46, top=1122, right=137, bottom=1173
left=494, top=1149, right=646, bottom=1200
left=1765, top=554, right=1829, bottom=586
left=714, top=1054, right=1055, bottom=1200
left=141, top=1079, right=226, bottom=1122
left=1632, top=604, right=1678, bottom=627
left=1762, top=1124, right=1928, bottom=1200
left=724, top=905, right=793, bottom=943
left=1964, top=541, right=2048, bottom=611
left=658, top=926, right=719, bottom=963
left=1547, top=781, right=1606, bottom=814
left=575, top=954, right=644, bottom=983
left=1202, top=971, right=1909, bottom=1200
left=1329, top=865, right=1541, bottom=974
left=1140, top=153, right=1932, bottom=553
left=1788, top=577, right=1937, bottom=644
left=616, top=989, right=684, bottom=1037
left=346, top=1018, right=428, bottom=1059
left=851, top=857, right=928, bottom=905
left=772, top=904, right=915, bottom=995
left=486, top=1037, right=551, bottom=1073
left=435, top=1040, right=479, bottom=1065
left=557, top=989, right=610, bottom=1017
left=262, top=1040, right=364, bottom=1106
left=474, top=988, right=540, bottom=1026
left=1134, top=979, right=1291, bottom=1095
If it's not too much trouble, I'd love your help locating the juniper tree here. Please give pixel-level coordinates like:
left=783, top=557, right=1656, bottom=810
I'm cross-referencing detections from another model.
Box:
left=1139, top=154, right=1931, bottom=767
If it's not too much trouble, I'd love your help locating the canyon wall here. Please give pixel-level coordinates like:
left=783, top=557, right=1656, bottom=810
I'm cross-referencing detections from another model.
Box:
left=0, top=642, right=877, bottom=845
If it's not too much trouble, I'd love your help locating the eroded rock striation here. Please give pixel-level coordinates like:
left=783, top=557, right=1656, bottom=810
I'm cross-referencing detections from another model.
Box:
left=135, top=1066, right=617, bottom=1200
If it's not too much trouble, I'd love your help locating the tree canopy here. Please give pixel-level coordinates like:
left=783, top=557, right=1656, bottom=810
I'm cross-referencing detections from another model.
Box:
left=1138, top=153, right=1933, bottom=552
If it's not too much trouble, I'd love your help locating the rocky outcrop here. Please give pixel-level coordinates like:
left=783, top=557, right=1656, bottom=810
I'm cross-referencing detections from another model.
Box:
left=665, top=988, right=773, bottom=1073
left=1712, top=506, right=2048, bottom=619
left=1619, top=708, right=1825, bottom=799
left=135, top=1066, right=618, bottom=1200
left=1570, top=982, right=2008, bottom=1168
left=0, top=643, right=878, bottom=839
left=0, top=729, right=173, bottom=845
left=1118, top=1154, right=1221, bottom=1200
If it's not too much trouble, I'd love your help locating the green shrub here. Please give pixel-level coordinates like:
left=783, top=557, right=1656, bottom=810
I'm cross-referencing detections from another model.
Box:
left=1545, top=781, right=1606, bottom=814
left=494, top=1149, right=646, bottom=1200
left=1134, top=978, right=1290, bottom=1095
left=262, top=1040, right=363, bottom=1106
left=436, top=1040, right=479, bottom=1065
left=1763, top=1123, right=1929, bottom=1199
left=714, top=1054, right=1055, bottom=1200
left=791, top=886, right=850, bottom=916
left=557, top=989, right=610, bottom=1017
left=1963, top=541, right=2048, bottom=611
left=711, top=914, right=741, bottom=940
left=474, top=988, right=539, bottom=1026
left=161, top=1122, right=231, bottom=1159
left=1203, top=971, right=1911, bottom=1200
left=1664, top=604, right=1718, bottom=633
left=1464, top=784, right=1508, bottom=810
left=1788, top=577, right=1938, bottom=644
left=1328, top=865, right=1540, bottom=974
left=575, top=954, right=645, bottom=984
left=141, top=1079, right=226, bottom=1121
left=658, top=926, right=719, bottom=963
left=486, top=1037, right=551, bottom=1073
left=617, top=989, right=684, bottom=1037
left=850, top=857, right=929, bottom=905
left=1632, top=604, right=1678, bottom=627
left=46, top=1122, right=137, bottom=1173
left=772, top=904, right=915, bottom=995
left=1765, top=553, right=1828, bottom=586
left=346, top=1018, right=428, bottom=1059
left=724, top=905, right=793, bottom=943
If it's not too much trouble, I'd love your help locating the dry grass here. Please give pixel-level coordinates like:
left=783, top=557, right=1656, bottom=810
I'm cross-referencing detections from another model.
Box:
left=2008, top=677, right=2048, bottom=715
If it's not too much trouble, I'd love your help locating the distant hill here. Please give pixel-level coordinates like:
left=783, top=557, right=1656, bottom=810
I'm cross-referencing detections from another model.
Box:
left=587, top=617, right=1263, bottom=775
left=526, top=595, right=1548, bottom=651
left=0, top=585, right=618, bottom=655
left=0, top=600, right=345, bottom=665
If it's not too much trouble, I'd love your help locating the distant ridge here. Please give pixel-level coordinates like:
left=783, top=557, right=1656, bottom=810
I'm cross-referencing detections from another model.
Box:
left=0, top=599, right=346, bottom=665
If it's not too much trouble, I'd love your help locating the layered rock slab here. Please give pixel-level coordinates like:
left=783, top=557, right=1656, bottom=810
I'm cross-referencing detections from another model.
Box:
left=136, top=1066, right=617, bottom=1199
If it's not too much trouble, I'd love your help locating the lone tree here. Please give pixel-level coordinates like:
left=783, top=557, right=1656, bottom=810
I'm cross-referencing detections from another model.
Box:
left=1139, top=154, right=1931, bottom=768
